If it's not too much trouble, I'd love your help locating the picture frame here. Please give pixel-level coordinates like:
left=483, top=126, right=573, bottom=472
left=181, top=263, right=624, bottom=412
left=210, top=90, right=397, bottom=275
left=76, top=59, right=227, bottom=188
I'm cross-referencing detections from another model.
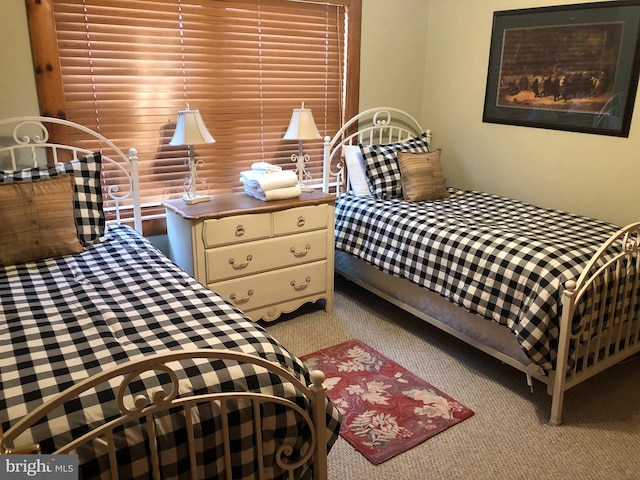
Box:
left=482, top=1, right=640, bottom=137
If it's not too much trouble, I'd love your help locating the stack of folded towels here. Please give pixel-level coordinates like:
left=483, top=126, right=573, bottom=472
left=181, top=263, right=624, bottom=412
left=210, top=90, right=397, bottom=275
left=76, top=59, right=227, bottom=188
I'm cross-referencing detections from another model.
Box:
left=240, top=162, right=301, bottom=201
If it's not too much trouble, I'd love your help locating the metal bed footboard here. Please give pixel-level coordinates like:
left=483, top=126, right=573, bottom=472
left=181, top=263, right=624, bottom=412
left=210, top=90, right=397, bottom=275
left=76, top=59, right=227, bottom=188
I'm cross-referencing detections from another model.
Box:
left=0, top=349, right=329, bottom=480
left=551, top=223, right=640, bottom=424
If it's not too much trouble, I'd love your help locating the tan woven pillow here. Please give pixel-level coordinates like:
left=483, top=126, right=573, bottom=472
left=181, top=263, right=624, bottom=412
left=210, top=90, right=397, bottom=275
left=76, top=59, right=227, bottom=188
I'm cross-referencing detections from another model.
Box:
left=0, top=175, right=83, bottom=265
left=397, top=149, right=448, bottom=201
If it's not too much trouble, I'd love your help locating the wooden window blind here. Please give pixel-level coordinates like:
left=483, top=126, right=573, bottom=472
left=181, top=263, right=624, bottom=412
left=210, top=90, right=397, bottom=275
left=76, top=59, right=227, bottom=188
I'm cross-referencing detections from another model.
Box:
left=26, top=0, right=360, bottom=226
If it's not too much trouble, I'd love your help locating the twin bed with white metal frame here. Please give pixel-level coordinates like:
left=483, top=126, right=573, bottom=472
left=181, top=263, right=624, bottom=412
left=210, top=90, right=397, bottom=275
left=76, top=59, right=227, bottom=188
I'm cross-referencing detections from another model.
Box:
left=0, top=116, right=340, bottom=479
left=322, top=107, right=640, bottom=425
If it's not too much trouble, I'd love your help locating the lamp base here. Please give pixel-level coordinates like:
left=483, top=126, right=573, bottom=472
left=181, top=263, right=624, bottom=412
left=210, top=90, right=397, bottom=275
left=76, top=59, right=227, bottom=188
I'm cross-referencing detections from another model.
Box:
left=183, top=194, right=210, bottom=205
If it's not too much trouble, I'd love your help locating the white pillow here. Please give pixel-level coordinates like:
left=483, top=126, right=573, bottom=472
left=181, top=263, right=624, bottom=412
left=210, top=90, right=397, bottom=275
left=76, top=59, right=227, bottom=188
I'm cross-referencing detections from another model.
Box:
left=343, top=145, right=372, bottom=196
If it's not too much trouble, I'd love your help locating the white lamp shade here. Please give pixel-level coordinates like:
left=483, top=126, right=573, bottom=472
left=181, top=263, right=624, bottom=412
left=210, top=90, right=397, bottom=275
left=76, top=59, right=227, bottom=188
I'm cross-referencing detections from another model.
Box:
left=170, top=109, right=215, bottom=146
left=283, top=104, right=322, bottom=141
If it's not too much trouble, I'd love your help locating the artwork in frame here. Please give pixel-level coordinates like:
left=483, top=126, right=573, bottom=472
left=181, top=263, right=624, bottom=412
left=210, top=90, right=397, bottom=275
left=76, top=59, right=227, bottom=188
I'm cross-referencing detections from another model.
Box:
left=482, top=1, right=640, bottom=137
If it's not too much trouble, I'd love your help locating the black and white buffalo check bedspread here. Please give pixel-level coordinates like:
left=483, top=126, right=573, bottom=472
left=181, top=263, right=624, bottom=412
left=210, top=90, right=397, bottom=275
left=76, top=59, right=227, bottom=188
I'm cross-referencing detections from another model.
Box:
left=0, top=225, right=340, bottom=479
left=334, top=189, right=622, bottom=370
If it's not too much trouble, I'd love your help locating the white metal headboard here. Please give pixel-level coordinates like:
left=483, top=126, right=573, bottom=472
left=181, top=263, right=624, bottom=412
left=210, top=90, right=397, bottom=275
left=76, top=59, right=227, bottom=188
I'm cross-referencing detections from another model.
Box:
left=0, top=116, right=142, bottom=233
left=322, top=107, right=430, bottom=195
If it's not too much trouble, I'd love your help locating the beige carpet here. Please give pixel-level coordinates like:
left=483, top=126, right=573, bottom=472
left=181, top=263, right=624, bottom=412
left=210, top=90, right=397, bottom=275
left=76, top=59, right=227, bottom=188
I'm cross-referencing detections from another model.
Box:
left=265, top=276, right=640, bottom=480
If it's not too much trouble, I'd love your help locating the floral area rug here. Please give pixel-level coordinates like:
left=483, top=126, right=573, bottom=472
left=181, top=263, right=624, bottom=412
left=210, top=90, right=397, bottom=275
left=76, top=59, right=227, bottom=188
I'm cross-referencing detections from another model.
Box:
left=301, top=339, right=474, bottom=465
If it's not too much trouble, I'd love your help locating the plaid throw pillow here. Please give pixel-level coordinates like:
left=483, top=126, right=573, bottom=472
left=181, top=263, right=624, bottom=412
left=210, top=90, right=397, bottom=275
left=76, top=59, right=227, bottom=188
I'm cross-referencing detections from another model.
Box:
left=0, top=152, right=105, bottom=246
left=360, top=132, right=430, bottom=199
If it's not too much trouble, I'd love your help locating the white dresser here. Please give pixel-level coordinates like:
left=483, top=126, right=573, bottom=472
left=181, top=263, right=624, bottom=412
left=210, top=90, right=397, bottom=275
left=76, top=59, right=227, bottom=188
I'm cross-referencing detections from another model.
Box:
left=164, top=191, right=335, bottom=322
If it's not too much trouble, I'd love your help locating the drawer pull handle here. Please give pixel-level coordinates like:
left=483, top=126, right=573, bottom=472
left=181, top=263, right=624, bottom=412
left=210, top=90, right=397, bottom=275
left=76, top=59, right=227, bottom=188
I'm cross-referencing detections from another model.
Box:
left=290, top=276, right=311, bottom=291
left=290, top=244, right=311, bottom=258
left=230, top=289, right=253, bottom=305
left=296, top=216, right=306, bottom=228
left=235, top=225, right=245, bottom=237
left=229, top=255, right=253, bottom=269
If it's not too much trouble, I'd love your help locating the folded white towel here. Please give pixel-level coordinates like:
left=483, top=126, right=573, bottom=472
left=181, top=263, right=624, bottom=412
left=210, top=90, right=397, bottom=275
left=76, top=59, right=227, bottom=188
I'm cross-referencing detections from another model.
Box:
left=244, top=184, right=301, bottom=201
left=251, top=161, right=282, bottom=174
left=240, top=169, right=298, bottom=192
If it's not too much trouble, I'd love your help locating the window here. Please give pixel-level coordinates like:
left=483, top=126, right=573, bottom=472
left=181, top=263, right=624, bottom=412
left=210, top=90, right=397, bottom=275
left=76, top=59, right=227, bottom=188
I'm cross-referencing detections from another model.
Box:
left=27, top=0, right=361, bottom=230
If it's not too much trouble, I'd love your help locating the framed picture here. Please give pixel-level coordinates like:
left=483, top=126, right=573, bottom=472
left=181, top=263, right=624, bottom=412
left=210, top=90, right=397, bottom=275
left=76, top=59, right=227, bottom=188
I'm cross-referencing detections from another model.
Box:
left=482, top=1, right=640, bottom=137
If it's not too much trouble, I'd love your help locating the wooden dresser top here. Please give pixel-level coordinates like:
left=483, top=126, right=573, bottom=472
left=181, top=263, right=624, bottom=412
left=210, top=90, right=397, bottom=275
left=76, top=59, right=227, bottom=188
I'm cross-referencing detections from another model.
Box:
left=163, top=190, right=335, bottom=220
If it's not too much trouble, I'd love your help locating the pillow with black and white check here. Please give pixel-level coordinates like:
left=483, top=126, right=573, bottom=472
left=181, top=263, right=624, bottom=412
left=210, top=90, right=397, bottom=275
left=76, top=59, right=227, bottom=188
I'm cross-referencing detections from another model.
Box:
left=0, top=152, right=105, bottom=246
left=360, top=133, right=430, bottom=199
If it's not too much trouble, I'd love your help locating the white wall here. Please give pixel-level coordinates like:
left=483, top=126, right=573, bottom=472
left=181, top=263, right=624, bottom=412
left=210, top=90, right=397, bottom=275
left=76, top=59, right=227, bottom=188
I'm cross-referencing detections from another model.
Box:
left=359, top=0, right=429, bottom=121
left=0, top=0, right=39, bottom=122
left=422, top=0, right=640, bottom=226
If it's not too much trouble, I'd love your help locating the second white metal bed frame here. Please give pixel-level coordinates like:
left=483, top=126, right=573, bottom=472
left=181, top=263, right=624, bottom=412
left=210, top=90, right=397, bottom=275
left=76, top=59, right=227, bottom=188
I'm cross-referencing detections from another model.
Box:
left=321, top=107, right=640, bottom=425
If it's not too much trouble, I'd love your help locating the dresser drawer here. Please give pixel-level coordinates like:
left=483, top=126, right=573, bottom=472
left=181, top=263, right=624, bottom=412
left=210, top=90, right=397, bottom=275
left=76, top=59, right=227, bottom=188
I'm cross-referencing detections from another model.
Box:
left=273, top=204, right=329, bottom=235
left=202, top=213, right=271, bottom=247
left=205, top=230, right=328, bottom=283
left=211, top=261, right=327, bottom=311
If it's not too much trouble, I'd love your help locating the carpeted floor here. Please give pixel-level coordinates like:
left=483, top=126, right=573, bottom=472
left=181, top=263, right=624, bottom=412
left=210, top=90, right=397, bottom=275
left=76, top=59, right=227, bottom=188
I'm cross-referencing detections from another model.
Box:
left=264, top=276, right=640, bottom=480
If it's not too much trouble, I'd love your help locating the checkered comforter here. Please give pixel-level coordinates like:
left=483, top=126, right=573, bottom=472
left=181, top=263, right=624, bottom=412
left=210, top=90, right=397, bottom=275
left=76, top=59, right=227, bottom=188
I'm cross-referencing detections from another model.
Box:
left=334, top=189, right=622, bottom=370
left=0, top=225, right=340, bottom=480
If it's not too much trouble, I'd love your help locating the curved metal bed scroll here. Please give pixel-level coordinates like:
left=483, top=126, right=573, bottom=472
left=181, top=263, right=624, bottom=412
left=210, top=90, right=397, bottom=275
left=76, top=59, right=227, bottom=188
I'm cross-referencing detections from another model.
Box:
left=0, top=116, right=142, bottom=233
left=1, top=349, right=329, bottom=480
left=322, top=107, right=430, bottom=194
